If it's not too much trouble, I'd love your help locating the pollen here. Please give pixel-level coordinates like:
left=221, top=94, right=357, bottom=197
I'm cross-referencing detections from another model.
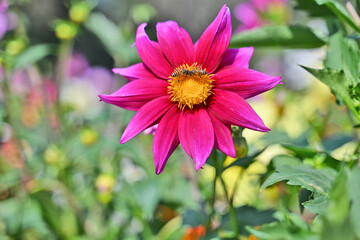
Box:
left=168, top=63, right=213, bottom=110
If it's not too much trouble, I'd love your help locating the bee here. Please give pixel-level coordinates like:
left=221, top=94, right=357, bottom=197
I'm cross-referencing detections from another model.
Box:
left=171, top=68, right=207, bottom=77
left=190, top=69, right=207, bottom=76
left=171, top=69, right=182, bottom=77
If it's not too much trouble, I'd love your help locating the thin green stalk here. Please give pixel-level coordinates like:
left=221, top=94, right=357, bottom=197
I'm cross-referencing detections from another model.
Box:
left=54, top=40, right=73, bottom=134
left=207, top=166, right=217, bottom=230
left=207, top=150, right=239, bottom=236
left=219, top=175, right=239, bottom=237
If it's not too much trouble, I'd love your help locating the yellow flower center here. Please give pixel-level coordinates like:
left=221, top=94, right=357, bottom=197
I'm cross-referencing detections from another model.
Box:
left=168, top=63, right=213, bottom=110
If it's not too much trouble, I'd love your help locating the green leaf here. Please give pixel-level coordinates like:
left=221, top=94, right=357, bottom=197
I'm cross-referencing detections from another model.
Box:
left=246, top=212, right=314, bottom=240
left=314, top=0, right=360, bottom=34
left=85, top=13, right=137, bottom=64
left=222, top=148, right=266, bottom=172
left=326, top=169, right=349, bottom=223
left=324, top=32, right=343, bottom=70
left=271, top=155, right=302, bottom=169
left=302, top=67, right=360, bottom=120
left=182, top=210, right=207, bottom=227
left=320, top=168, right=356, bottom=240
left=262, top=165, right=337, bottom=213
left=348, top=167, right=360, bottom=239
left=295, top=0, right=334, bottom=17
left=132, top=178, right=160, bottom=219
left=281, top=144, right=342, bottom=169
left=229, top=25, right=327, bottom=49
left=341, top=37, right=360, bottom=83
left=322, top=134, right=353, bottom=151
left=222, top=206, right=276, bottom=234
left=324, top=32, right=360, bottom=85
left=14, top=44, right=54, bottom=69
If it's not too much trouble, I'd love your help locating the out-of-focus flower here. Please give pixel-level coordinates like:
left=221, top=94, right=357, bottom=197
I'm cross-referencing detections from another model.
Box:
left=121, top=158, right=146, bottom=183
left=0, top=0, right=8, bottom=39
left=96, top=174, right=116, bottom=204
left=69, top=2, right=91, bottom=24
left=248, top=233, right=260, bottom=240
left=0, top=139, right=24, bottom=168
left=95, top=174, right=115, bottom=193
left=5, top=38, right=26, bottom=55
left=43, top=144, right=67, bottom=168
left=235, top=0, right=289, bottom=32
left=131, top=3, right=156, bottom=24
left=182, top=225, right=206, bottom=240
left=100, top=5, right=281, bottom=174
left=55, top=20, right=78, bottom=40
left=19, top=77, right=58, bottom=128
left=60, top=53, right=114, bottom=118
left=64, top=53, right=89, bottom=77
left=21, top=103, right=41, bottom=128
left=154, top=204, right=177, bottom=222
left=79, top=128, right=98, bottom=146
left=10, top=69, right=32, bottom=95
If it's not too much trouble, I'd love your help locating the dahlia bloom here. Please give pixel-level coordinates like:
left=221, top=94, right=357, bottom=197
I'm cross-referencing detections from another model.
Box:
left=99, top=5, right=281, bottom=174
left=235, top=0, right=288, bottom=32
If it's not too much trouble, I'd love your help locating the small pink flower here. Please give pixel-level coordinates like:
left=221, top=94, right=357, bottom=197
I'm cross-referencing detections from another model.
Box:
left=100, top=5, right=281, bottom=174
left=235, top=0, right=288, bottom=32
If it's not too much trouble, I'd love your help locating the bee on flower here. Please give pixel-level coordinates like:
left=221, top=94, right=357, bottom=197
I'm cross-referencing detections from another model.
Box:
left=99, top=5, right=281, bottom=174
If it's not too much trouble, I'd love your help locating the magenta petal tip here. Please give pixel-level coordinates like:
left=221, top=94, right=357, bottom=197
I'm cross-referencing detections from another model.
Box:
left=195, top=161, right=205, bottom=171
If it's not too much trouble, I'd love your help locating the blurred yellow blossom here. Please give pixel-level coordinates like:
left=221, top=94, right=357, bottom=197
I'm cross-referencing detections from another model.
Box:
left=80, top=128, right=98, bottom=146
left=69, top=2, right=90, bottom=24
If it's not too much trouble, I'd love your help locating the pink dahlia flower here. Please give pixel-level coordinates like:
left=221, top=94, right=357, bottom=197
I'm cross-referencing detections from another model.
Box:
left=99, top=5, right=281, bottom=174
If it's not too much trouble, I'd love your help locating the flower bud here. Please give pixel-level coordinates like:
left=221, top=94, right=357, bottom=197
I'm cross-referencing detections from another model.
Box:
left=234, top=136, right=248, bottom=158
left=5, top=38, right=25, bottom=56
left=43, top=144, right=67, bottom=167
left=95, top=174, right=115, bottom=193
left=98, top=192, right=112, bottom=204
left=232, top=126, right=248, bottom=158
left=69, top=2, right=91, bottom=24
left=131, top=4, right=156, bottom=24
left=55, top=21, right=77, bottom=40
left=79, top=128, right=98, bottom=146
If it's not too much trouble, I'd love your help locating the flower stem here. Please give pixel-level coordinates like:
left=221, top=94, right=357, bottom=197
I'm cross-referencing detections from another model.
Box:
left=207, top=150, right=221, bottom=230
left=219, top=175, right=239, bottom=237
left=207, top=150, right=239, bottom=236
left=54, top=39, right=73, bottom=132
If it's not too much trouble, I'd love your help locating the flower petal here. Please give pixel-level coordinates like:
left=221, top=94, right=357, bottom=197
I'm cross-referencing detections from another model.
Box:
left=120, top=96, right=173, bottom=143
left=99, top=79, right=168, bottom=111
left=209, top=89, right=270, bottom=132
left=153, top=106, right=180, bottom=174
left=209, top=113, right=236, bottom=158
left=217, top=47, right=254, bottom=70
left=136, top=23, right=174, bottom=79
left=156, top=21, right=195, bottom=68
left=195, top=5, right=231, bottom=73
left=214, top=68, right=281, bottom=99
left=112, top=63, right=158, bottom=81
left=178, top=108, right=214, bottom=170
